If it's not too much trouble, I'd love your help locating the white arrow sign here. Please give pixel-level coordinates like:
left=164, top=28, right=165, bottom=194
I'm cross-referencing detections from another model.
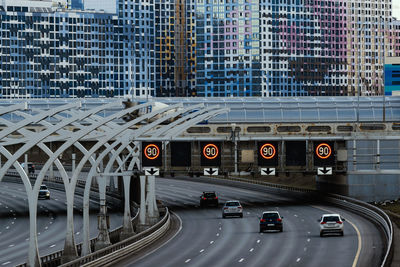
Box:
left=261, top=168, right=276, bottom=176
left=317, top=167, right=332, bottom=175
left=204, top=168, right=218, bottom=176
left=144, top=167, right=160, bottom=176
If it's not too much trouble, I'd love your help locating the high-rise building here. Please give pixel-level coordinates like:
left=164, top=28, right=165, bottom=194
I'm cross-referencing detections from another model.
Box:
left=260, top=0, right=348, bottom=96
left=193, top=0, right=262, bottom=97
left=392, top=19, right=400, bottom=57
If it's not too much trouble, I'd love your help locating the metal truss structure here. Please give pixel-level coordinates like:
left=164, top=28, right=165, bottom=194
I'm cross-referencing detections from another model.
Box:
left=0, top=100, right=228, bottom=267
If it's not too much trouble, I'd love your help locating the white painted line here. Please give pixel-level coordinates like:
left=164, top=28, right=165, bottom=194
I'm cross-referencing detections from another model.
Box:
left=296, top=258, right=301, bottom=262
left=304, top=247, right=307, bottom=251
left=38, top=232, right=40, bottom=235
left=50, top=222, right=53, bottom=224
left=5, top=226, right=9, bottom=230
left=76, top=232, right=80, bottom=235
left=239, top=258, right=244, bottom=263
left=25, top=238, right=29, bottom=241
left=55, top=199, right=58, bottom=201
left=13, top=218, right=16, bottom=220
left=45, top=226, right=48, bottom=230
left=247, top=212, right=250, bottom=214
left=307, top=238, right=310, bottom=242
left=219, top=227, right=222, bottom=230
left=210, top=240, right=214, bottom=244
left=2, top=261, right=11, bottom=265
left=50, top=244, right=56, bottom=248
left=294, top=214, right=298, bottom=217
left=216, top=233, right=220, bottom=236
left=250, top=248, right=254, bottom=252
left=257, top=239, right=260, bottom=243
left=8, top=244, right=14, bottom=248
left=200, top=249, right=204, bottom=253
left=185, top=259, right=191, bottom=263
left=11, top=222, right=14, bottom=225
left=307, top=231, right=311, bottom=234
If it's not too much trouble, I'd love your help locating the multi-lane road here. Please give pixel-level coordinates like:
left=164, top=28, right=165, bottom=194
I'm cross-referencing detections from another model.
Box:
left=118, top=177, right=384, bottom=267
left=0, top=182, right=123, bottom=266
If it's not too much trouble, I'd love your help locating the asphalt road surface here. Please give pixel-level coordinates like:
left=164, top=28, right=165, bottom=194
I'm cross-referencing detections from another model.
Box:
left=118, top=177, right=384, bottom=267
left=0, top=182, right=123, bottom=266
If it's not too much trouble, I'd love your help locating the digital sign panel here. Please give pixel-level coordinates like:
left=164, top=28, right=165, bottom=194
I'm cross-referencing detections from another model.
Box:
left=200, top=142, right=221, bottom=166
left=314, top=141, right=335, bottom=166
left=258, top=141, right=279, bottom=166
left=285, top=141, right=306, bottom=166
left=142, top=142, right=162, bottom=167
left=171, top=142, right=191, bottom=167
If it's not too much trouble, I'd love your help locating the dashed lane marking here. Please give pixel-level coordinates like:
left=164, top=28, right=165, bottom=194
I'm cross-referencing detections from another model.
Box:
left=2, top=261, right=11, bottom=265
left=216, top=233, right=220, bottom=236
left=257, top=239, right=260, bottom=243
left=210, top=240, right=214, bottom=244
left=250, top=248, right=254, bottom=252
left=296, top=258, right=301, bottom=262
left=185, top=259, right=191, bottom=263
left=50, top=244, right=56, bottom=248
left=307, top=238, right=310, bottom=242
left=239, top=258, right=244, bottom=263
left=200, top=249, right=204, bottom=253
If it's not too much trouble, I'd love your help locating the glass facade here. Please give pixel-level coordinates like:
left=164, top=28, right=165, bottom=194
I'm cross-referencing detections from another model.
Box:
left=194, top=0, right=261, bottom=97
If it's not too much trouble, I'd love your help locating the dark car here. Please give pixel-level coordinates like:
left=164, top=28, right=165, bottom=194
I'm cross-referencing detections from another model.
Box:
left=259, top=211, right=283, bottom=232
left=200, top=191, right=218, bottom=207
left=22, top=163, right=35, bottom=174
left=38, top=184, right=50, bottom=200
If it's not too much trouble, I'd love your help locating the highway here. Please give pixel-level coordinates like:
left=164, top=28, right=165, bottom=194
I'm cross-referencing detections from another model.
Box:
left=118, top=177, right=384, bottom=267
left=0, top=182, right=123, bottom=267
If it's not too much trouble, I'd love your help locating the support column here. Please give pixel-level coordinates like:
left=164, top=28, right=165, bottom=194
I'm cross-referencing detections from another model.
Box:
left=119, top=175, right=135, bottom=240
left=61, top=187, right=78, bottom=264
left=72, top=153, right=76, bottom=173
left=24, top=154, right=28, bottom=175
left=27, top=193, right=41, bottom=267
left=137, top=175, right=148, bottom=232
left=145, top=175, right=159, bottom=225
left=94, top=176, right=111, bottom=251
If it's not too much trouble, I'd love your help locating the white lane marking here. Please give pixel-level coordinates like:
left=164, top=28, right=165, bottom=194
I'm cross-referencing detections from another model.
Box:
left=257, top=239, right=260, bottom=243
left=55, top=199, right=58, bottom=201
left=2, top=261, right=11, bottom=265
left=25, top=238, right=29, bottom=241
left=312, top=206, right=362, bottom=267
left=5, top=226, right=9, bottom=230
left=210, top=240, right=214, bottom=244
left=185, top=259, right=191, bottom=263
left=49, top=222, right=53, bottom=224
left=307, top=238, right=310, bottom=242
left=76, top=232, right=80, bottom=235
left=13, top=218, right=16, bottom=220
left=250, top=248, right=254, bottom=252
left=294, top=214, right=298, bottom=217
left=38, top=232, right=40, bottom=235
left=200, top=249, right=204, bottom=253
left=296, top=258, right=301, bottom=262
left=216, top=233, right=220, bottom=236
left=301, top=219, right=304, bottom=222
left=8, top=244, right=14, bottom=248
left=51, top=217, right=54, bottom=220
left=219, top=227, right=222, bottom=230
left=307, top=231, right=311, bottom=234
left=50, top=244, right=56, bottom=248
left=304, top=247, right=307, bottom=251
left=247, top=212, right=250, bottom=214
left=45, top=226, right=48, bottom=230
left=239, top=258, right=244, bottom=263
left=11, top=222, right=14, bottom=225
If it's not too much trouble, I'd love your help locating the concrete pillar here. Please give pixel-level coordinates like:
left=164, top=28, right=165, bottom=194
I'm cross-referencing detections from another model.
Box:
left=145, top=175, right=159, bottom=225
left=24, top=154, right=28, bottom=175
left=137, top=175, right=148, bottom=232
left=71, top=153, right=76, bottom=173
left=27, top=193, right=41, bottom=267
left=61, top=191, right=78, bottom=263
left=49, top=162, right=54, bottom=181
left=94, top=176, right=111, bottom=250
left=119, top=175, right=135, bottom=240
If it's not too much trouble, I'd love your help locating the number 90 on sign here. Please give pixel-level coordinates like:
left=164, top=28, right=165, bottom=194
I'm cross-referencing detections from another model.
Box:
left=144, top=144, right=160, bottom=160
left=315, top=143, right=332, bottom=159
left=259, top=143, right=276, bottom=159
left=203, top=144, right=219, bottom=160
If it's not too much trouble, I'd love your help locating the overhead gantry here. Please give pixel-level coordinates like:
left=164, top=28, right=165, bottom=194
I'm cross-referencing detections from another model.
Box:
left=0, top=100, right=228, bottom=267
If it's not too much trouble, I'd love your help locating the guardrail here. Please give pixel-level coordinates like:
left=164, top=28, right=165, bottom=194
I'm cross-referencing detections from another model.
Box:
left=170, top=175, right=393, bottom=267
left=59, top=208, right=170, bottom=267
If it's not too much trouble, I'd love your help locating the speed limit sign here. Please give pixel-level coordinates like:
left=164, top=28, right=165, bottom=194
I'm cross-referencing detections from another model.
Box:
left=200, top=142, right=221, bottom=166
left=314, top=141, right=334, bottom=167
left=258, top=142, right=278, bottom=166
left=142, top=142, right=162, bottom=167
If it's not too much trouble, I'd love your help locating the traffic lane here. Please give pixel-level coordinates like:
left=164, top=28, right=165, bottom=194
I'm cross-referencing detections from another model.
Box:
left=0, top=182, right=124, bottom=266
left=123, top=178, right=384, bottom=267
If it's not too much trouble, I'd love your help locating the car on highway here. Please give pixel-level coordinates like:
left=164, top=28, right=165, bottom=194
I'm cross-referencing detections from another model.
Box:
left=318, top=213, right=345, bottom=237
left=222, top=200, right=243, bottom=218
left=200, top=191, right=218, bottom=207
left=21, top=162, right=35, bottom=174
left=259, top=211, right=283, bottom=232
left=38, top=184, right=50, bottom=200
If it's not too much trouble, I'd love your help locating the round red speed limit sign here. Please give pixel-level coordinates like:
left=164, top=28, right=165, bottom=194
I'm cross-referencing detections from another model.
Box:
left=259, top=143, right=276, bottom=160
left=144, top=144, right=160, bottom=160
left=315, top=143, right=332, bottom=159
left=203, top=143, right=219, bottom=160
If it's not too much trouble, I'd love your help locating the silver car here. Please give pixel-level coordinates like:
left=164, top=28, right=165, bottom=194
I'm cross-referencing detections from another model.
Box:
left=318, top=213, right=345, bottom=237
left=222, top=200, right=243, bottom=218
left=38, top=184, right=50, bottom=200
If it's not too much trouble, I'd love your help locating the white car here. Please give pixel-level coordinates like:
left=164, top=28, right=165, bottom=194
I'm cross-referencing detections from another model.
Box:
left=222, top=200, right=243, bottom=218
left=38, top=184, right=50, bottom=200
left=318, top=213, right=345, bottom=237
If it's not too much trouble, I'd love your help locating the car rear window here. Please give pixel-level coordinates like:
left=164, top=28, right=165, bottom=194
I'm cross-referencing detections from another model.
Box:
left=263, top=213, right=279, bottom=219
left=323, top=216, right=340, bottom=222
left=40, top=185, right=47, bottom=190
left=204, top=193, right=216, bottom=198
left=226, top=202, right=240, bottom=206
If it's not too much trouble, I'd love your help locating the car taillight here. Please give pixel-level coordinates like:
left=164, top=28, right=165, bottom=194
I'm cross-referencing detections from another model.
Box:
left=202, top=197, right=206, bottom=200
left=224, top=207, right=228, bottom=210
left=215, top=196, right=218, bottom=199
left=320, top=222, right=326, bottom=225
left=260, top=219, right=266, bottom=222
left=336, top=221, right=342, bottom=224
left=238, top=206, right=242, bottom=209
left=277, top=218, right=282, bottom=222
